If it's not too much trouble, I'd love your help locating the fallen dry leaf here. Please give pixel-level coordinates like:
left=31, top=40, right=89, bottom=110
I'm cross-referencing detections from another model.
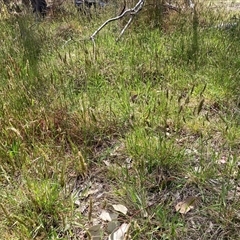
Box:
left=103, top=160, right=111, bottom=166
left=107, top=220, right=120, bottom=234
left=100, top=210, right=119, bottom=222
left=100, top=210, right=112, bottom=222
left=175, top=196, right=199, bottom=214
left=108, top=223, right=130, bottom=240
left=112, top=204, right=128, bottom=215
left=88, top=224, right=102, bottom=239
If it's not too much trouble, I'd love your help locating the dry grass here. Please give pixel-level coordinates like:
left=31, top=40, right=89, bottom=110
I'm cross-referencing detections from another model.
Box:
left=0, top=1, right=239, bottom=239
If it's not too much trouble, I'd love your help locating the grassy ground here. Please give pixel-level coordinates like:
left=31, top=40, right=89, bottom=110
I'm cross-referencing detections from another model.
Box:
left=0, top=1, right=240, bottom=239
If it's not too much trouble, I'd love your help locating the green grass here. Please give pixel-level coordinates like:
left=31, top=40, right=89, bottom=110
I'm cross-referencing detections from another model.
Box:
left=0, top=1, right=240, bottom=239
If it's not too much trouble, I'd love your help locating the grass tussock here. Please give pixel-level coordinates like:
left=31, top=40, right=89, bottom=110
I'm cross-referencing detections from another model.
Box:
left=0, top=1, right=240, bottom=239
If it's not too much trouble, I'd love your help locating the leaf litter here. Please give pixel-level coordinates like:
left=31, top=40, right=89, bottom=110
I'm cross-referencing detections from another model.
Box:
left=68, top=152, right=131, bottom=239
left=175, top=196, right=200, bottom=214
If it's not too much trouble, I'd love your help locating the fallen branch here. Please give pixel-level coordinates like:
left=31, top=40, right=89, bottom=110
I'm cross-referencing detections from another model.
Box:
left=116, top=15, right=134, bottom=42
left=89, top=0, right=196, bottom=43
left=90, top=0, right=145, bottom=42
